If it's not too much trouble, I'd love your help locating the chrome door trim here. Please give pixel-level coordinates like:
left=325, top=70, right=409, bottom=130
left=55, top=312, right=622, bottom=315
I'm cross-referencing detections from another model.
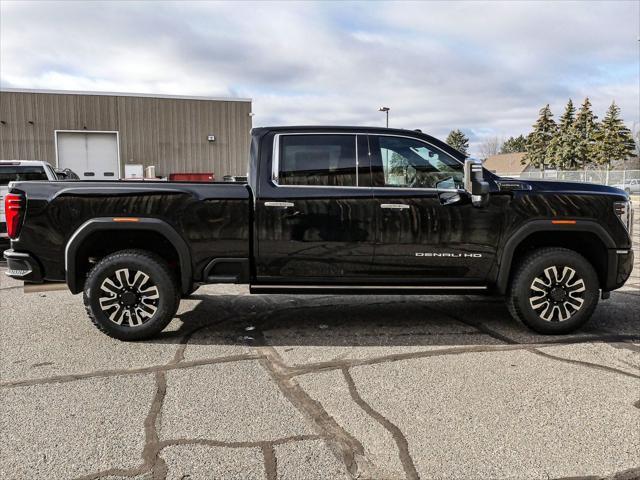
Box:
left=271, top=131, right=464, bottom=189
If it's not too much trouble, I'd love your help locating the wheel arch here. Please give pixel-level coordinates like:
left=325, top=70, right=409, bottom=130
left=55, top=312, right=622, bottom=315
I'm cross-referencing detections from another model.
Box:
left=65, top=218, right=192, bottom=294
left=496, top=220, right=615, bottom=294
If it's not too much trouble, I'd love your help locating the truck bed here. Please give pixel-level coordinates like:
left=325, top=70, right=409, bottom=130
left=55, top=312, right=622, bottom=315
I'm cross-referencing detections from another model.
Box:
left=7, top=180, right=251, bottom=285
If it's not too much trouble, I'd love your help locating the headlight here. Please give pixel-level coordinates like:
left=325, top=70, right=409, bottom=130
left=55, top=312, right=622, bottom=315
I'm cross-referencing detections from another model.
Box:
left=614, top=200, right=633, bottom=234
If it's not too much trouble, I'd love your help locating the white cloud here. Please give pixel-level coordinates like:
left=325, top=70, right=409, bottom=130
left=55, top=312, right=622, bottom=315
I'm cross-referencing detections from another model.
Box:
left=1, top=0, right=638, bottom=156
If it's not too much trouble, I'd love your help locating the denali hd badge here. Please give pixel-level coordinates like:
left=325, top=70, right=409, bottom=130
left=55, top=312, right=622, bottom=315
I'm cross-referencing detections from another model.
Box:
left=416, top=252, right=483, bottom=258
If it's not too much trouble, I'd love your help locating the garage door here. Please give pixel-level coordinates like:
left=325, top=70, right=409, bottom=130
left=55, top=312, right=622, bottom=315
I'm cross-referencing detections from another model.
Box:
left=56, top=131, right=120, bottom=180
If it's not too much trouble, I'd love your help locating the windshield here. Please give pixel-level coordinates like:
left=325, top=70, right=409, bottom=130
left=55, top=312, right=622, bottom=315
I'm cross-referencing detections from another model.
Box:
left=0, top=166, right=48, bottom=186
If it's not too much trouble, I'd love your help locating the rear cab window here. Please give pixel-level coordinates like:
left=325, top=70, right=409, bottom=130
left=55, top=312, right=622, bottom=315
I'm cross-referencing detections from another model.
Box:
left=0, top=166, right=49, bottom=186
left=275, top=134, right=371, bottom=187
left=277, top=134, right=357, bottom=186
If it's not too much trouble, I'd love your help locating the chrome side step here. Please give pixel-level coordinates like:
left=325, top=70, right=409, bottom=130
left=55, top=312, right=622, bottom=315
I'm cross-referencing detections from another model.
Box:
left=252, top=284, right=487, bottom=290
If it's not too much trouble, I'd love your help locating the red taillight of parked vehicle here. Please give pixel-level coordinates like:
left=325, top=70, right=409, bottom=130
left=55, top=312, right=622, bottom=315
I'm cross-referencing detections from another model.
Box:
left=5, top=193, right=24, bottom=239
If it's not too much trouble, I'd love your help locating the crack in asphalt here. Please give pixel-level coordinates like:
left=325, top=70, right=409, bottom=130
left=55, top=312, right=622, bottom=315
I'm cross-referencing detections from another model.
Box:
left=251, top=331, right=376, bottom=479
left=148, top=371, right=168, bottom=479
left=158, top=434, right=321, bottom=449
left=0, top=353, right=260, bottom=388
left=73, top=370, right=167, bottom=480
left=552, top=465, right=640, bottom=479
left=342, top=367, right=419, bottom=480
left=261, top=442, right=278, bottom=480
left=530, top=347, right=640, bottom=380
left=285, top=340, right=640, bottom=378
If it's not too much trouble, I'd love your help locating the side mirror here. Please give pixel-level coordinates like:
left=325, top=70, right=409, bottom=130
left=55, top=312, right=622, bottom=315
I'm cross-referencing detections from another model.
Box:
left=464, top=159, right=490, bottom=207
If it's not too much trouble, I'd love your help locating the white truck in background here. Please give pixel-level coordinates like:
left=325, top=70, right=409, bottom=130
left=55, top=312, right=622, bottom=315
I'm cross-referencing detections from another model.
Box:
left=0, top=160, right=59, bottom=239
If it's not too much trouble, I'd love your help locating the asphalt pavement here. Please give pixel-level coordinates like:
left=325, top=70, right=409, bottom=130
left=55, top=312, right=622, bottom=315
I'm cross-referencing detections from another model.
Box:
left=1, top=245, right=639, bottom=479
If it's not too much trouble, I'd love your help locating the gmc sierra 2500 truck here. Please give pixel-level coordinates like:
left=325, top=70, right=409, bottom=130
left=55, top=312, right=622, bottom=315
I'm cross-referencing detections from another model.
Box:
left=3, top=126, right=634, bottom=340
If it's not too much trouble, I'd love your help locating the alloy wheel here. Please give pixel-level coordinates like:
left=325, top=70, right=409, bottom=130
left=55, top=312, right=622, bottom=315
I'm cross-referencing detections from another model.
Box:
left=98, top=268, right=160, bottom=327
left=529, top=266, right=586, bottom=322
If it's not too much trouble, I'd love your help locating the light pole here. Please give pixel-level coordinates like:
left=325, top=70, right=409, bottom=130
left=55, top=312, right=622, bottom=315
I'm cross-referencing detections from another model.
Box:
left=378, top=107, right=390, bottom=128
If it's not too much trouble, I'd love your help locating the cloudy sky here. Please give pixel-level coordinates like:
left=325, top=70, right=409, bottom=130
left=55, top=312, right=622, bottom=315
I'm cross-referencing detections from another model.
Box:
left=1, top=0, right=638, bottom=155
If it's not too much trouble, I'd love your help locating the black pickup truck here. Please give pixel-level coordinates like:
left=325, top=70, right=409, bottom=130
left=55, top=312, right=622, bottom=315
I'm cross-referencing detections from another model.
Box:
left=3, top=126, right=634, bottom=340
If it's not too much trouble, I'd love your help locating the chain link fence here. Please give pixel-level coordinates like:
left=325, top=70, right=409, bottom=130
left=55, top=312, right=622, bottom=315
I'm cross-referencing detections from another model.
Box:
left=494, top=169, right=640, bottom=188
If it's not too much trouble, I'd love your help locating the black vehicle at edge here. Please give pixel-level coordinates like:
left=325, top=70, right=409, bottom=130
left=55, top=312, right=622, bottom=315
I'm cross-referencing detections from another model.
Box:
left=3, top=126, right=634, bottom=340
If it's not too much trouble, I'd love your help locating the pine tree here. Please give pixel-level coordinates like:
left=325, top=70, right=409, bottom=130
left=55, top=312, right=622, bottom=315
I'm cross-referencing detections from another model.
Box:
left=573, top=97, right=599, bottom=166
left=593, top=101, right=635, bottom=167
left=548, top=99, right=581, bottom=169
left=446, top=129, right=469, bottom=155
left=523, top=105, right=556, bottom=169
left=501, top=134, right=527, bottom=154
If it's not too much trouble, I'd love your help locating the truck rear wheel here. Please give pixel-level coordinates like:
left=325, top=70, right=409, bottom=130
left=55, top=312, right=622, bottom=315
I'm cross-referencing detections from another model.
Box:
left=83, top=249, right=180, bottom=340
left=506, top=248, right=599, bottom=334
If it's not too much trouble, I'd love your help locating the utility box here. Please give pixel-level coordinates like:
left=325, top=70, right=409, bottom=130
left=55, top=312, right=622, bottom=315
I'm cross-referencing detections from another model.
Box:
left=124, top=164, right=144, bottom=179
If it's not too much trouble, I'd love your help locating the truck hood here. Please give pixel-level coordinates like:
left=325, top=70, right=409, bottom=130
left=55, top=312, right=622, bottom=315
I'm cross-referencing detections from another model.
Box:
left=514, top=179, right=628, bottom=197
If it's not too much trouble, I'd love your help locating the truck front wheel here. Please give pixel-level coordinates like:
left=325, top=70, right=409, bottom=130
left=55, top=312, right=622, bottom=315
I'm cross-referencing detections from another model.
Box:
left=506, top=248, right=599, bottom=334
left=83, top=249, right=180, bottom=340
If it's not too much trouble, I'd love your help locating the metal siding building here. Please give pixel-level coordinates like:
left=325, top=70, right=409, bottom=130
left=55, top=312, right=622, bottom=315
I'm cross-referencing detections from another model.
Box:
left=0, top=89, right=252, bottom=179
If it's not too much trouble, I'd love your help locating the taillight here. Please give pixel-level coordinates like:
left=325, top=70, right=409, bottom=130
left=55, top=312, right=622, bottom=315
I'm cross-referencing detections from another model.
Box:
left=5, top=193, right=24, bottom=239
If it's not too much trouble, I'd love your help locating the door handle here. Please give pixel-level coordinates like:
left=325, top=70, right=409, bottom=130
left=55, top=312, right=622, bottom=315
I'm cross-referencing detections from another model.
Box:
left=380, top=203, right=410, bottom=210
left=265, top=201, right=295, bottom=208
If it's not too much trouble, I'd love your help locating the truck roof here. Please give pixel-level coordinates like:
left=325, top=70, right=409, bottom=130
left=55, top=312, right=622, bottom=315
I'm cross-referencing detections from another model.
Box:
left=252, top=125, right=467, bottom=160
left=0, top=160, right=53, bottom=166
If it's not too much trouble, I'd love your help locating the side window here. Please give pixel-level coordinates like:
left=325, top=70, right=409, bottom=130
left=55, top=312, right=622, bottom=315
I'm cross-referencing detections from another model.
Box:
left=370, top=136, right=463, bottom=189
left=278, top=135, right=357, bottom=186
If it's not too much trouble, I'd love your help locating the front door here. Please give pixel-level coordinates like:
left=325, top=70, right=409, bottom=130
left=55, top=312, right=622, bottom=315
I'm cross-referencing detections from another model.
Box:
left=368, top=134, right=505, bottom=284
left=255, top=133, right=376, bottom=283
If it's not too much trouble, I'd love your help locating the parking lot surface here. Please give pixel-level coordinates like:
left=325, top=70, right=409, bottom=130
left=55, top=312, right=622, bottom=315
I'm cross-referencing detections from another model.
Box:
left=1, top=244, right=639, bottom=479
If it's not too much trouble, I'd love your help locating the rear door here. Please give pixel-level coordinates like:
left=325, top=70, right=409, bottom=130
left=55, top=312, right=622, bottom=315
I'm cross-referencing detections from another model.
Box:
left=368, top=134, right=504, bottom=284
left=255, top=132, right=376, bottom=283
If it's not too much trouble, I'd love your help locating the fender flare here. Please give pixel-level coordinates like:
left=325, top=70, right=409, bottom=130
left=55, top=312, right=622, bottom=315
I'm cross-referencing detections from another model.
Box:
left=65, top=217, right=192, bottom=294
left=495, top=220, right=615, bottom=294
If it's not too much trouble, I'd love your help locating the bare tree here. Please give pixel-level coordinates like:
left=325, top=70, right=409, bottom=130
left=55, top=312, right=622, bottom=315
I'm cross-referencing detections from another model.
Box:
left=478, top=136, right=502, bottom=159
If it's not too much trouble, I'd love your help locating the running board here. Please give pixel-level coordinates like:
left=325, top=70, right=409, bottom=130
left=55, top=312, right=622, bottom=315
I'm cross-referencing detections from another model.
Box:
left=250, top=284, right=488, bottom=294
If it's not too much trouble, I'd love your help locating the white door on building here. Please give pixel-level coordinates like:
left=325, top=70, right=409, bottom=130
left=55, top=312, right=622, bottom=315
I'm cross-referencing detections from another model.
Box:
left=56, top=131, right=120, bottom=180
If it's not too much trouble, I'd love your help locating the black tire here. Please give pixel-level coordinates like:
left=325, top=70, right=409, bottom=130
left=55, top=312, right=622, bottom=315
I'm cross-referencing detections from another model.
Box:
left=83, top=249, right=180, bottom=341
left=506, top=247, right=599, bottom=334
